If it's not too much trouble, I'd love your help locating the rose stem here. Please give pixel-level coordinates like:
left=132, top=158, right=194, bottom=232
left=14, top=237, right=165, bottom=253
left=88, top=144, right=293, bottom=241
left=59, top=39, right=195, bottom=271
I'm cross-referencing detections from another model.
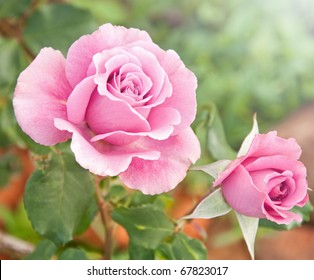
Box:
left=95, top=178, right=113, bottom=260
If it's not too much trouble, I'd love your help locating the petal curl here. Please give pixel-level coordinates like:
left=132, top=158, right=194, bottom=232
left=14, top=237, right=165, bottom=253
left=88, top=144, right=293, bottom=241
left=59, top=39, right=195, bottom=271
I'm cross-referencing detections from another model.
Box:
left=221, top=165, right=266, bottom=218
left=133, top=41, right=197, bottom=134
left=66, top=23, right=152, bottom=87
left=13, top=48, right=72, bottom=146
left=54, top=118, right=160, bottom=176
left=247, top=131, right=302, bottom=160
left=119, top=128, right=200, bottom=194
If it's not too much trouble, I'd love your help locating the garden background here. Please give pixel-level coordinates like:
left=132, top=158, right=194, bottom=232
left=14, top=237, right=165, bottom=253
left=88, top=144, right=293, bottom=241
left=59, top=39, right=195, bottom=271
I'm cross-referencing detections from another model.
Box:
left=1, top=0, right=314, bottom=259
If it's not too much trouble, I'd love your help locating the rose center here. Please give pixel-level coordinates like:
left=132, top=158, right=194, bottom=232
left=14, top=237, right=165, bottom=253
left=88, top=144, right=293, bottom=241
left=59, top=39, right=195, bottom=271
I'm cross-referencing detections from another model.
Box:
left=269, top=183, right=289, bottom=201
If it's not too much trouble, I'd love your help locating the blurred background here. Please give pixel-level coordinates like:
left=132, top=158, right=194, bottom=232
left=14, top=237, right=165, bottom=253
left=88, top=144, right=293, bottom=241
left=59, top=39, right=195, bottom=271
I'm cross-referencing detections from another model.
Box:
left=1, top=0, right=314, bottom=259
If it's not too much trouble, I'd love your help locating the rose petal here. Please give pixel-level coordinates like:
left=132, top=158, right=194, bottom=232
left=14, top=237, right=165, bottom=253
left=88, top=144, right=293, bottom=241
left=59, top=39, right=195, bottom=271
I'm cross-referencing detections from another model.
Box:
left=66, top=76, right=96, bottom=124
left=13, top=48, right=72, bottom=146
left=134, top=41, right=197, bottom=134
left=263, top=199, right=302, bottom=224
left=85, top=92, right=150, bottom=134
left=221, top=165, right=266, bottom=218
left=54, top=118, right=160, bottom=176
left=147, top=107, right=181, bottom=140
left=66, top=23, right=152, bottom=88
left=244, top=155, right=308, bottom=205
left=119, top=128, right=201, bottom=194
left=247, top=131, right=302, bottom=160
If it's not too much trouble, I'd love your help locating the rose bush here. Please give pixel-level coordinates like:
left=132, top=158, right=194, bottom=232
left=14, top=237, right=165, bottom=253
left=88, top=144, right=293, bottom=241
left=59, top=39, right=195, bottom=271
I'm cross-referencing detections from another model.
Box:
left=213, top=131, right=308, bottom=224
left=13, top=23, right=200, bottom=194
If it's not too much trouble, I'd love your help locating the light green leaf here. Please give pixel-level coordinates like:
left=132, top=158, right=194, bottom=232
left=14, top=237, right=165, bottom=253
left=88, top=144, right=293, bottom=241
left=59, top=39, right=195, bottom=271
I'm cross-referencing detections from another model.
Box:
left=183, top=188, right=231, bottom=220
left=192, top=159, right=231, bottom=180
left=111, top=205, right=174, bottom=250
left=235, top=212, right=259, bottom=260
left=59, top=248, right=89, bottom=260
left=24, top=151, right=97, bottom=246
left=237, top=114, right=259, bottom=157
left=157, top=233, right=207, bottom=260
left=206, top=103, right=237, bottom=160
left=23, top=3, right=97, bottom=54
left=25, top=239, right=57, bottom=260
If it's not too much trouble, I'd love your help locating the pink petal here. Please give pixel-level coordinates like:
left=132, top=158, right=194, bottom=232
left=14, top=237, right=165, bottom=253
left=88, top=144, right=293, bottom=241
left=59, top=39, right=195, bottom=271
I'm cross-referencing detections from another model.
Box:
left=119, top=128, right=200, bottom=194
left=133, top=41, right=197, bottom=134
left=66, top=76, right=96, bottom=123
left=85, top=92, right=150, bottom=134
left=13, top=48, right=72, bottom=146
left=221, top=165, right=266, bottom=218
left=66, top=23, right=152, bottom=88
left=247, top=131, right=302, bottom=160
left=263, top=199, right=302, bottom=224
left=54, top=118, right=160, bottom=176
left=147, top=107, right=181, bottom=140
left=244, top=155, right=308, bottom=205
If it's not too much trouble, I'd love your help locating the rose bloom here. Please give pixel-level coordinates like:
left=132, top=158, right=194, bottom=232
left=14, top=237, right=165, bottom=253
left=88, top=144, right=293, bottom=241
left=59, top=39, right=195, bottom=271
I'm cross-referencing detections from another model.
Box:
left=213, top=132, right=308, bottom=224
left=13, top=24, right=200, bottom=194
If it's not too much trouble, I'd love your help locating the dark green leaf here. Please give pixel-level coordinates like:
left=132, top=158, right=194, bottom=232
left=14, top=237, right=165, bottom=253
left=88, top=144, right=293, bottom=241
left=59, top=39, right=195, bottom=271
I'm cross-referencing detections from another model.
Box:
left=259, top=201, right=314, bottom=231
left=129, top=242, right=155, bottom=260
left=23, top=3, right=98, bottom=54
left=0, top=38, right=28, bottom=90
left=112, top=205, right=174, bottom=250
left=157, top=233, right=207, bottom=260
left=128, top=191, right=173, bottom=210
left=25, top=239, right=57, bottom=260
left=205, top=103, right=237, bottom=160
left=0, top=0, right=31, bottom=18
left=105, top=184, right=128, bottom=205
left=24, top=151, right=97, bottom=246
left=59, top=248, right=89, bottom=260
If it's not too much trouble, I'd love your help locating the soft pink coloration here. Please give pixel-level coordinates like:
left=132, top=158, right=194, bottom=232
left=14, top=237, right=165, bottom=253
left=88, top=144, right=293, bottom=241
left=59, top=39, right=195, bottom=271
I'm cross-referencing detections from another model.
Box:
left=13, top=24, right=200, bottom=194
left=214, top=132, right=308, bottom=224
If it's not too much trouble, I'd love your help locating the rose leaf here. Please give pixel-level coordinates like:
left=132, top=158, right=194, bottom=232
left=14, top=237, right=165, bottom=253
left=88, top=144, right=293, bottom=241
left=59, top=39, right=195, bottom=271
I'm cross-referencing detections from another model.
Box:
left=157, top=233, right=207, bottom=260
left=192, top=159, right=231, bottom=180
left=237, top=114, right=259, bottom=157
left=182, top=188, right=232, bottom=220
left=24, top=150, right=98, bottom=246
left=235, top=212, right=259, bottom=260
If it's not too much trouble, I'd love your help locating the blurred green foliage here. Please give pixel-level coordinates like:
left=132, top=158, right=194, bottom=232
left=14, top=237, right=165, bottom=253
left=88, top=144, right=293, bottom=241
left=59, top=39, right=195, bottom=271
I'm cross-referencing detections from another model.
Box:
left=1, top=0, right=314, bottom=260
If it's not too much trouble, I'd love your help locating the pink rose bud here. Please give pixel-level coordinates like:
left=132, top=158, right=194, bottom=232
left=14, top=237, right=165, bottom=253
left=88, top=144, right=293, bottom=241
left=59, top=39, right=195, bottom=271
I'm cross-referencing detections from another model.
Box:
left=13, top=24, right=200, bottom=194
left=214, top=132, right=309, bottom=224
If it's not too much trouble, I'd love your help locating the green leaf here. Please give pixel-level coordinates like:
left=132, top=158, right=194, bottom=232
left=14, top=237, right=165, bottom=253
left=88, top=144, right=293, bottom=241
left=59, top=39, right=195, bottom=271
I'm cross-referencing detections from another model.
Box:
left=105, top=184, right=128, bottom=205
left=23, top=3, right=98, bottom=54
left=129, top=242, right=155, bottom=260
left=205, top=103, right=237, bottom=160
left=192, top=159, right=231, bottom=180
left=59, top=248, right=89, bottom=260
left=235, top=212, right=259, bottom=260
left=112, top=205, right=174, bottom=250
left=25, top=239, right=57, bottom=260
left=0, top=0, right=31, bottom=18
left=72, top=0, right=128, bottom=24
left=259, top=201, right=314, bottom=231
left=157, top=233, right=207, bottom=260
left=183, top=188, right=231, bottom=220
left=128, top=191, right=173, bottom=210
left=24, top=151, right=97, bottom=246
left=0, top=38, right=28, bottom=90
left=237, top=114, right=259, bottom=157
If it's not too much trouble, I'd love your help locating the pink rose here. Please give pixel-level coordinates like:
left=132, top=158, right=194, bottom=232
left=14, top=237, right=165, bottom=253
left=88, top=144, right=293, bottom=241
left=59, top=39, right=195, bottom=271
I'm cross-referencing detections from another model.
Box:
left=13, top=24, right=200, bottom=194
left=214, top=131, right=308, bottom=224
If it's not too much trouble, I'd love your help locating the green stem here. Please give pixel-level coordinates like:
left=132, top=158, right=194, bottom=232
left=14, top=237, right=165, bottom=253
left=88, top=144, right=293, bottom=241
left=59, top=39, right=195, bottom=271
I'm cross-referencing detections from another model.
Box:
left=95, top=178, right=113, bottom=260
